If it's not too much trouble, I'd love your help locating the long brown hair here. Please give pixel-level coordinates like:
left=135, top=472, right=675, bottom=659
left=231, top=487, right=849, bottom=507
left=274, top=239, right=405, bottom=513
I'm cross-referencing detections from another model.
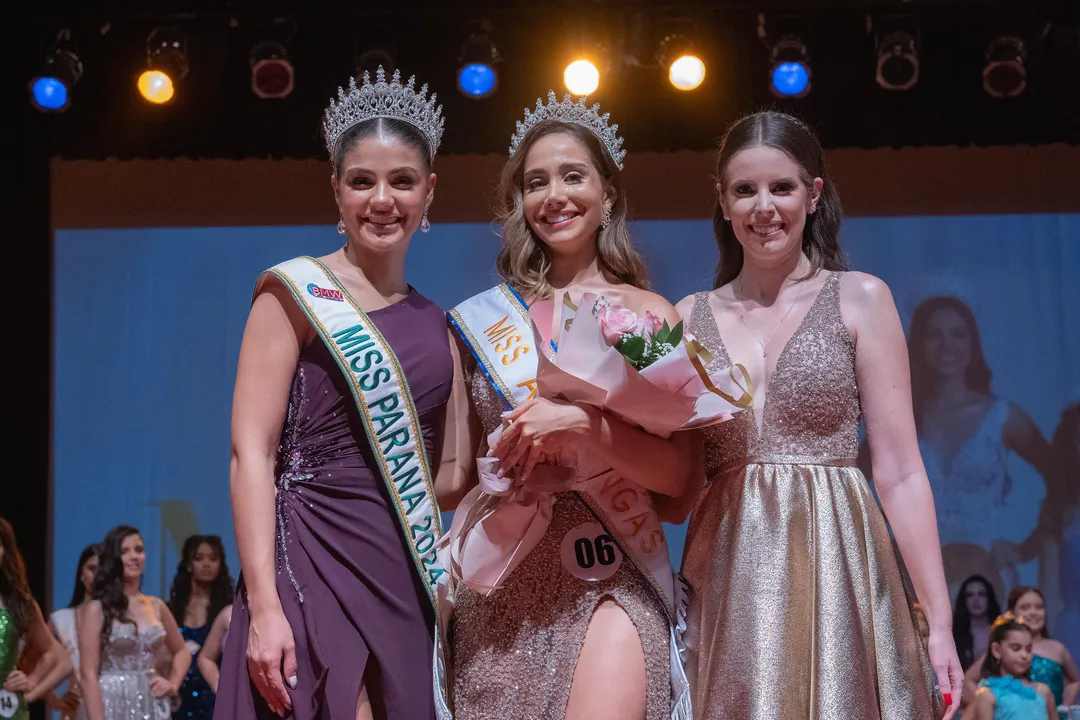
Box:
left=0, top=517, right=37, bottom=637
left=495, top=121, right=649, bottom=301
left=712, top=111, right=847, bottom=288
left=1007, top=586, right=1051, bottom=639
left=908, top=296, right=993, bottom=434
left=167, top=535, right=234, bottom=628
left=91, top=525, right=141, bottom=649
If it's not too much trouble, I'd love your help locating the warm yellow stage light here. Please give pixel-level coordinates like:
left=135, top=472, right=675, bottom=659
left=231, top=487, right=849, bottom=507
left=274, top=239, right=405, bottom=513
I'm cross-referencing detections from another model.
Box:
left=138, top=70, right=174, bottom=104
left=669, top=55, right=706, bottom=90
left=563, top=59, right=600, bottom=96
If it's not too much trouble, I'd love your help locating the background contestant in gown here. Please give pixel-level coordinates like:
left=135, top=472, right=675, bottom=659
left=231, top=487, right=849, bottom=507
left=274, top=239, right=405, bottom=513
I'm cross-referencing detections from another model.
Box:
left=670, top=111, right=961, bottom=719
left=446, top=94, right=695, bottom=720
left=195, top=604, right=231, bottom=695
left=79, top=525, right=190, bottom=720
left=0, top=517, right=73, bottom=720
left=963, top=586, right=1078, bottom=711
left=167, top=535, right=233, bottom=720
left=47, top=543, right=100, bottom=720
left=214, top=68, right=459, bottom=720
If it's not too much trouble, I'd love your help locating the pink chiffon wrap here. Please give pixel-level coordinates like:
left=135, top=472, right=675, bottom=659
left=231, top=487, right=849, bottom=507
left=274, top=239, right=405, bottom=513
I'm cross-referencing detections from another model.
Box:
left=440, top=293, right=752, bottom=596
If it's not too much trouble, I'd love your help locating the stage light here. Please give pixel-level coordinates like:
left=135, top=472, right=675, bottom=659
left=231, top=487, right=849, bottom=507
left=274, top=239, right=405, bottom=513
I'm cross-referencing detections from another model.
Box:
left=669, top=56, right=706, bottom=91
left=564, top=59, right=600, bottom=96
left=138, top=70, right=174, bottom=104
left=457, top=20, right=500, bottom=99
left=770, top=40, right=811, bottom=98
left=877, top=31, right=919, bottom=90
left=657, top=33, right=706, bottom=91
left=760, top=15, right=811, bottom=99
left=983, top=35, right=1027, bottom=98
left=251, top=41, right=294, bottom=99
left=139, top=29, right=188, bottom=105
left=30, top=46, right=82, bottom=113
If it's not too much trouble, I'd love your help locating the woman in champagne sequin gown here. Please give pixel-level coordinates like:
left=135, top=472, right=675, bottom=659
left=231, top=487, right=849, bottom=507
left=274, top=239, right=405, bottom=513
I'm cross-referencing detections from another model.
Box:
left=672, top=112, right=960, bottom=720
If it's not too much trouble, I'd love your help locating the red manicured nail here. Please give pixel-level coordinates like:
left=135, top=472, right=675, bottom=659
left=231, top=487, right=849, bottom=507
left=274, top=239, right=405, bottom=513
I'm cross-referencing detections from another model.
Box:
left=942, top=693, right=952, bottom=706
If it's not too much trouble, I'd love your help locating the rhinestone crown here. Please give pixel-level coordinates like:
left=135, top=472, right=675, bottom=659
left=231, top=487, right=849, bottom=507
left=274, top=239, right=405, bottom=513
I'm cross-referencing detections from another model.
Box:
left=509, top=91, right=626, bottom=169
left=322, top=67, right=445, bottom=158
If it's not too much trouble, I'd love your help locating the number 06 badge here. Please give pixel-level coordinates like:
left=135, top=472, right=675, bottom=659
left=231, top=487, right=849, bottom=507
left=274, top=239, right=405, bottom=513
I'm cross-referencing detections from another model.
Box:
left=560, top=522, right=623, bottom=581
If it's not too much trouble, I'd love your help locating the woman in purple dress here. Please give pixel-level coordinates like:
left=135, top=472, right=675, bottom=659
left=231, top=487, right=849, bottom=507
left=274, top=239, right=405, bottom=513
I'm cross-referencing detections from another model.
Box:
left=214, top=68, right=463, bottom=720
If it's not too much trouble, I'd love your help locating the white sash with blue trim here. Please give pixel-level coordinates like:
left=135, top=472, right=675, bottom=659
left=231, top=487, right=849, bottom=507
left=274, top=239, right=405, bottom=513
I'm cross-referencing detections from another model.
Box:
left=258, top=256, right=451, bottom=718
left=449, top=284, right=691, bottom=719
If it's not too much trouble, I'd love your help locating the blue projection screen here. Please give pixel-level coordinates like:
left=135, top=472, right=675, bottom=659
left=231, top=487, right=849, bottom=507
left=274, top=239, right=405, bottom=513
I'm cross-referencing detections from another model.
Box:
left=53, top=215, right=1080, bottom=649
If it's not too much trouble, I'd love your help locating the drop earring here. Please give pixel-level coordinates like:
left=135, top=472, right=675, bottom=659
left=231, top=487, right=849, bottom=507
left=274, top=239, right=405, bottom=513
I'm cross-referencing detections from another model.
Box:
left=420, top=205, right=431, bottom=233
left=337, top=214, right=346, bottom=235
left=600, top=202, right=612, bottom=229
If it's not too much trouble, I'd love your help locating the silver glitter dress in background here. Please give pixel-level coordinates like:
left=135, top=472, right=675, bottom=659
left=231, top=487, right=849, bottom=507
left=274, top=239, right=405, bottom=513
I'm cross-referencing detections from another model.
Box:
left=97, top=621, right=171, bottom=720
left=451, top=359, right=671, bottom=720
left=682, top=272, right=942, bottom=720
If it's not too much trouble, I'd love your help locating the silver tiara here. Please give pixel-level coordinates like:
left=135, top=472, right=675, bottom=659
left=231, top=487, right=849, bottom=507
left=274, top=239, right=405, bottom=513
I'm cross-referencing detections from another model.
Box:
left=322, top=67, right=445, bottom=158
left=509, top=91, right=626, bottom=169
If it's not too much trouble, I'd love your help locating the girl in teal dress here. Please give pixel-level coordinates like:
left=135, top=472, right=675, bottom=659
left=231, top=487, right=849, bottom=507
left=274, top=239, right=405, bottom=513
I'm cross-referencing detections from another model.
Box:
left=965, top=587, right=1079, bottom=716
left=971, top=614, right=1057, bottom=720
left=0, top=517, right=74, bottom=720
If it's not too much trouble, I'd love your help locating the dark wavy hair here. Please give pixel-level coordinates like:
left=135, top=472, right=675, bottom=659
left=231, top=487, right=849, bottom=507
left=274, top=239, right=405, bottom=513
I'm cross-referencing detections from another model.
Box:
left=328, top=116, right=434, bottom=176
left=952, top=575, right=1002, bottom=669
left=0, top=517, right=37, bottom=636
left=712, top=111, right=847, bottom=289
left=167, top=535, right=234, bottom=628
left=982, top=613, right=1033, bottom=680
left=68, top=543, right=101, bottom=608
left=907, top=296, right=993, bottom=434
left=91, top=525, right=142, bottom=649
left=1007, top=585, right=1050, bottom=639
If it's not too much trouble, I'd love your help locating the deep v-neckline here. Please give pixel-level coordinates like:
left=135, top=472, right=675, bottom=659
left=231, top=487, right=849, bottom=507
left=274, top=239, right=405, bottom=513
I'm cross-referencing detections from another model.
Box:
left=704, top=273, right=838, bottom=440
left=923, top=399, right=1000, bottom=479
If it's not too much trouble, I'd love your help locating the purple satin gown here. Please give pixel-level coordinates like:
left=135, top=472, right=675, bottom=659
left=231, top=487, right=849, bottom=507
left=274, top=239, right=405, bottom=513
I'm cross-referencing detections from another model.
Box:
left=215, top=289, right=452, bottom=720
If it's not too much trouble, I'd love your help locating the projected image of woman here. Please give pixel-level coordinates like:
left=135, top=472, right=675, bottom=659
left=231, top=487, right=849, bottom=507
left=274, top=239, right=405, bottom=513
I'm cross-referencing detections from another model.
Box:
left=909, top=296, right=1056, bottom=594
left=1049, top=403, right=1080, bottom=656
left=214, top=68, right=463, bottom=720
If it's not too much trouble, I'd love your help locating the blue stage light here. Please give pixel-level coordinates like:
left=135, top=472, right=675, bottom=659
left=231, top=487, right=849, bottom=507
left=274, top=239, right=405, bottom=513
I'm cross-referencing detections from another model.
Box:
left=771, top=61, right=810, bottom=97
left=29, top=46, right=82, bottom=113
left=31, top=76, right=68, bottom=110
left=457, top=21, right=500, bottom=100
left=457, top=63, right=497, bottom=99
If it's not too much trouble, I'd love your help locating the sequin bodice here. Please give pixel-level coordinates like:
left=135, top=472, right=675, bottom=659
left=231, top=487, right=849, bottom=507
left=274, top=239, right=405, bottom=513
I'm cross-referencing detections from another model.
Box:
left=1031, top=654, right=1065, bottom=707
left=688, top=272, right=860, bottom=477
left=100, top=622, right=166, bottom=675
left=0, top=608, right=18, bottom=678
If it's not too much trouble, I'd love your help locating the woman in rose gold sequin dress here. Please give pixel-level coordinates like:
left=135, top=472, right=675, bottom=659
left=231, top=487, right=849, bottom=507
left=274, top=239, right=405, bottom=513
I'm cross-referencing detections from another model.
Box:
left=442, top=99, right=695, bottom=720
left=666, top=112, right=963, bottom=720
